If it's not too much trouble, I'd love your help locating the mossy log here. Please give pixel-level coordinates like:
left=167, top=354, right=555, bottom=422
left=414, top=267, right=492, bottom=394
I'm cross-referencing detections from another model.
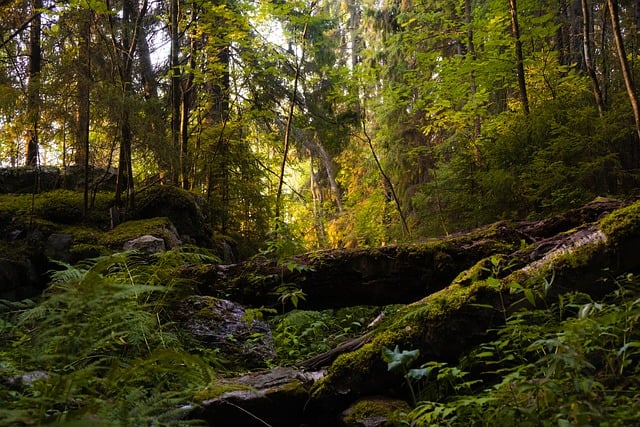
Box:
left=184, top=198, right=624, bottom=310
left=194, top=198, right=640, bottom=426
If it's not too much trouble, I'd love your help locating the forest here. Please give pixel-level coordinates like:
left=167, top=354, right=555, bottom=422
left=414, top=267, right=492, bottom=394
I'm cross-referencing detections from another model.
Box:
left=2, top=0, right=640, bottom=425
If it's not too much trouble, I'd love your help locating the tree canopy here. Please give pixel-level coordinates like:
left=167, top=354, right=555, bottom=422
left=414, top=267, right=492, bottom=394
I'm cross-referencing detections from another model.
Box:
left=1, top=0, right=640, bottom=250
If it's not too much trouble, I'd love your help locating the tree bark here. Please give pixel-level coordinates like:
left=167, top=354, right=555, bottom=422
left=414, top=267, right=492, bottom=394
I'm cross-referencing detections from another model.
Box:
left=170, top=0, right=181, bottom=184
left=25, top=0, right=42, bottom=167
left=77, top=8, right=91, bottom=215
left=607, top=0, right=640, bottom=141
left=509, top=0, right=530, bottom=115
left=582, top=0, right=605, bottom=116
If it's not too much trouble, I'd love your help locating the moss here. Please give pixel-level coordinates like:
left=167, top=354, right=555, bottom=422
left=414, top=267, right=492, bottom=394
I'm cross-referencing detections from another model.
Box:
left=99, top=217, right=177, bottom=248
left=193, top=381, right=254, bottom=401
left=312, top=280, right=491, bottom=400
left=134, top=185, right=207, bottom=243
left=69, top=243, right=107, bottom=260
left=342, top=397, right=410, bottom=426
left=600, top=200, right=640, bottom=246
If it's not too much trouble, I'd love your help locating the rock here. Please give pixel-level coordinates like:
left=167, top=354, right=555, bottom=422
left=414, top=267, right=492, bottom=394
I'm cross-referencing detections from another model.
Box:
left=193, top=367, right=325, bottom=427
left=0, top=256, right=48, bottom=300
left=340, top=396, right=411, bottom=427
left=123, top=235, right=166, bottom=254
left=45, top=233, right=73, bottom=262
left=134, top=185, right=209, bottom=246
left=173, top=296, right=275, bottom=369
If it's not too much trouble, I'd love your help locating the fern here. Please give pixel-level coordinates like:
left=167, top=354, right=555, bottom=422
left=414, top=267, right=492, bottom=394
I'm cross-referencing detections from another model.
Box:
left=1, top=249, right=223, bottom=425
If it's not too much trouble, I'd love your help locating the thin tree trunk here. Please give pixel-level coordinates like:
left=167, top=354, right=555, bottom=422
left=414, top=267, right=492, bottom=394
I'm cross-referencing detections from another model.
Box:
left=179, top=33, right=195, bottom=190
left=361, top=112, right=410, bottom=237
left=607, top=0, right=640, bottom=141
left=582, top=0, right=605, bottom=116
left=315, top=138, right=343, bottom=212
left=77, top=8, right=91, bottom=215
left=170, top=0, right=181, bottom=184
left=465, top=0, right=481, bottom=142
left=309, top=156, right=327, bottom=246
left=509, top=0, right=530, bottom=115
left=276, top=4, right=314, bottom=226
left=137, top=19, right=157, bottom=100
left=25, top=0, right=42, bottom=167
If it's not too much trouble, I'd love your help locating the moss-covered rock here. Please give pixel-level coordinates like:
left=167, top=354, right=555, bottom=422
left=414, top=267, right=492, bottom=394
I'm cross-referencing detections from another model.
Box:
left=99, top=217, right=181, bottom=249
left=134, top=185, right=208, bottom=245
left=340, top=396, right=410, bottom=427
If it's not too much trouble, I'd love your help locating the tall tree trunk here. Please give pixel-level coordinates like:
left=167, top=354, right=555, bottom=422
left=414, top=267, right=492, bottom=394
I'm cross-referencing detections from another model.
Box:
left=25, top=0, right=41, bottom=167
left=205, top=29, right=231, bottom=232
left=465, top=0, right=481, bottom=142
left=114, top=0, right=145, bottom=209
left=179, top=25, right=196, bottom=190
left=607, top=0, right=640, bottom=141
left=137, top=19, right=157, bottom=100
left=509, top=0, right=530, bottom=115
left=170, top=0, right=181, bottom=184
left=77, top=8, right=91, bottom=215
left=582, top=0, right=605, bottom=116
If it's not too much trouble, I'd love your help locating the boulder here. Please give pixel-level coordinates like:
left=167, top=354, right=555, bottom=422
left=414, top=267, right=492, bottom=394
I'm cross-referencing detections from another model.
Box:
left=45, top=233, right=73, bottom=262
left=193, top=367, right=325, bottom=427
left=173, top=296, right=275, bottom=370
left=123, top=235, right=166, bottom=254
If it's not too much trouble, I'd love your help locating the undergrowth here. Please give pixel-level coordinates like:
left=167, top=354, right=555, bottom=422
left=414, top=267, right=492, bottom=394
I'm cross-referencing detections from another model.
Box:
left=401, top=272, right=640, bottom=426
left=0, top=249, right=221, bottom=426
left=270, top=306, right=389, bottom=365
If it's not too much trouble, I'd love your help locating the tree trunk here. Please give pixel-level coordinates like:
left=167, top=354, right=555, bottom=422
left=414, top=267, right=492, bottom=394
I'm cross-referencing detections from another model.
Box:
left=77, top=8, right=91, bottom=215
left=509, top=0, right=530, bottom=115
left=184, top=198, right=624, bottom=311
left=276, top=14, right=310, bottom=226
left=25, top=0, right=41, bottom=167
left=170, top=0, right=181, bottom=184
left=179, top=32, right=196, bottom=190
left=114, top=0, right=145, bottom=210
left=607, top=0, right=640, bottom=141
left=465, top=0, right=481, bottom=141
left=582, top=0, right=605, bottom=116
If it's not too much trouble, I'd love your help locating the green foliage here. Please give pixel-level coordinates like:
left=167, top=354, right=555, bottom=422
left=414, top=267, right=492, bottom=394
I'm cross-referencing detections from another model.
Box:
left=270, top=306, right=381, bottom=365
left=403, top=272, right=640, bottom=426
left=0, top=250, right=221, bottom=425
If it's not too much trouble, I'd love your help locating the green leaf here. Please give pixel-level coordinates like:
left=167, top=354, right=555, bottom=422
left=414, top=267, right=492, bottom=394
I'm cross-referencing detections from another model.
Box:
left=406, top=367, right=429, bottom=380
left=382, top=346, right=420, bottom=372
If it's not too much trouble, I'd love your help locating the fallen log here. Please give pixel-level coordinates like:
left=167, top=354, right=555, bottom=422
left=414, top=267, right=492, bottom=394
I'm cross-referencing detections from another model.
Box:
left=183, top=198, right=625, bottom=310
left=192, top=198, right=640, bottom=426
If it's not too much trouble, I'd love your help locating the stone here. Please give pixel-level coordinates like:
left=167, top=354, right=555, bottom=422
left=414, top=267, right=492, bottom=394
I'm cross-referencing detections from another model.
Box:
left=194, top=367, right=325, bottom=427
left=122, top=235, right=166, bottom=254
left=173, top=296, right=275, bottom=370
left=45, top=233, right=73, bottom=263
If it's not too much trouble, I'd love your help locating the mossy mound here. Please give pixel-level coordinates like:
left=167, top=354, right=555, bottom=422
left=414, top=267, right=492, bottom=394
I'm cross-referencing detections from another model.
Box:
left=100, top=217, right=181, bottom=249
left=134, top=185, right=209, bottom=245
left=341, top=396, right=410, bottom=426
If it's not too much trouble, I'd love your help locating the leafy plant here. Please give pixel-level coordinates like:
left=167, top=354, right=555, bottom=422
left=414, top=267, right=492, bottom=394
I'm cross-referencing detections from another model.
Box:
left=0, top=250, right=222, bottom=425
left=405, top=272, right=640, bottom=426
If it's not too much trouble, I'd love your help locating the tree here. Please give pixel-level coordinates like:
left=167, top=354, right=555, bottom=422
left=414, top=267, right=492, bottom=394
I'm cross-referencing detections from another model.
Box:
left=607, top=0, right=640, bottom=140
left=509, top=0, right=529, bottom=114
left=25, top=0, right=42, bottom=166
left=582, top=0, right=605, bottom=116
